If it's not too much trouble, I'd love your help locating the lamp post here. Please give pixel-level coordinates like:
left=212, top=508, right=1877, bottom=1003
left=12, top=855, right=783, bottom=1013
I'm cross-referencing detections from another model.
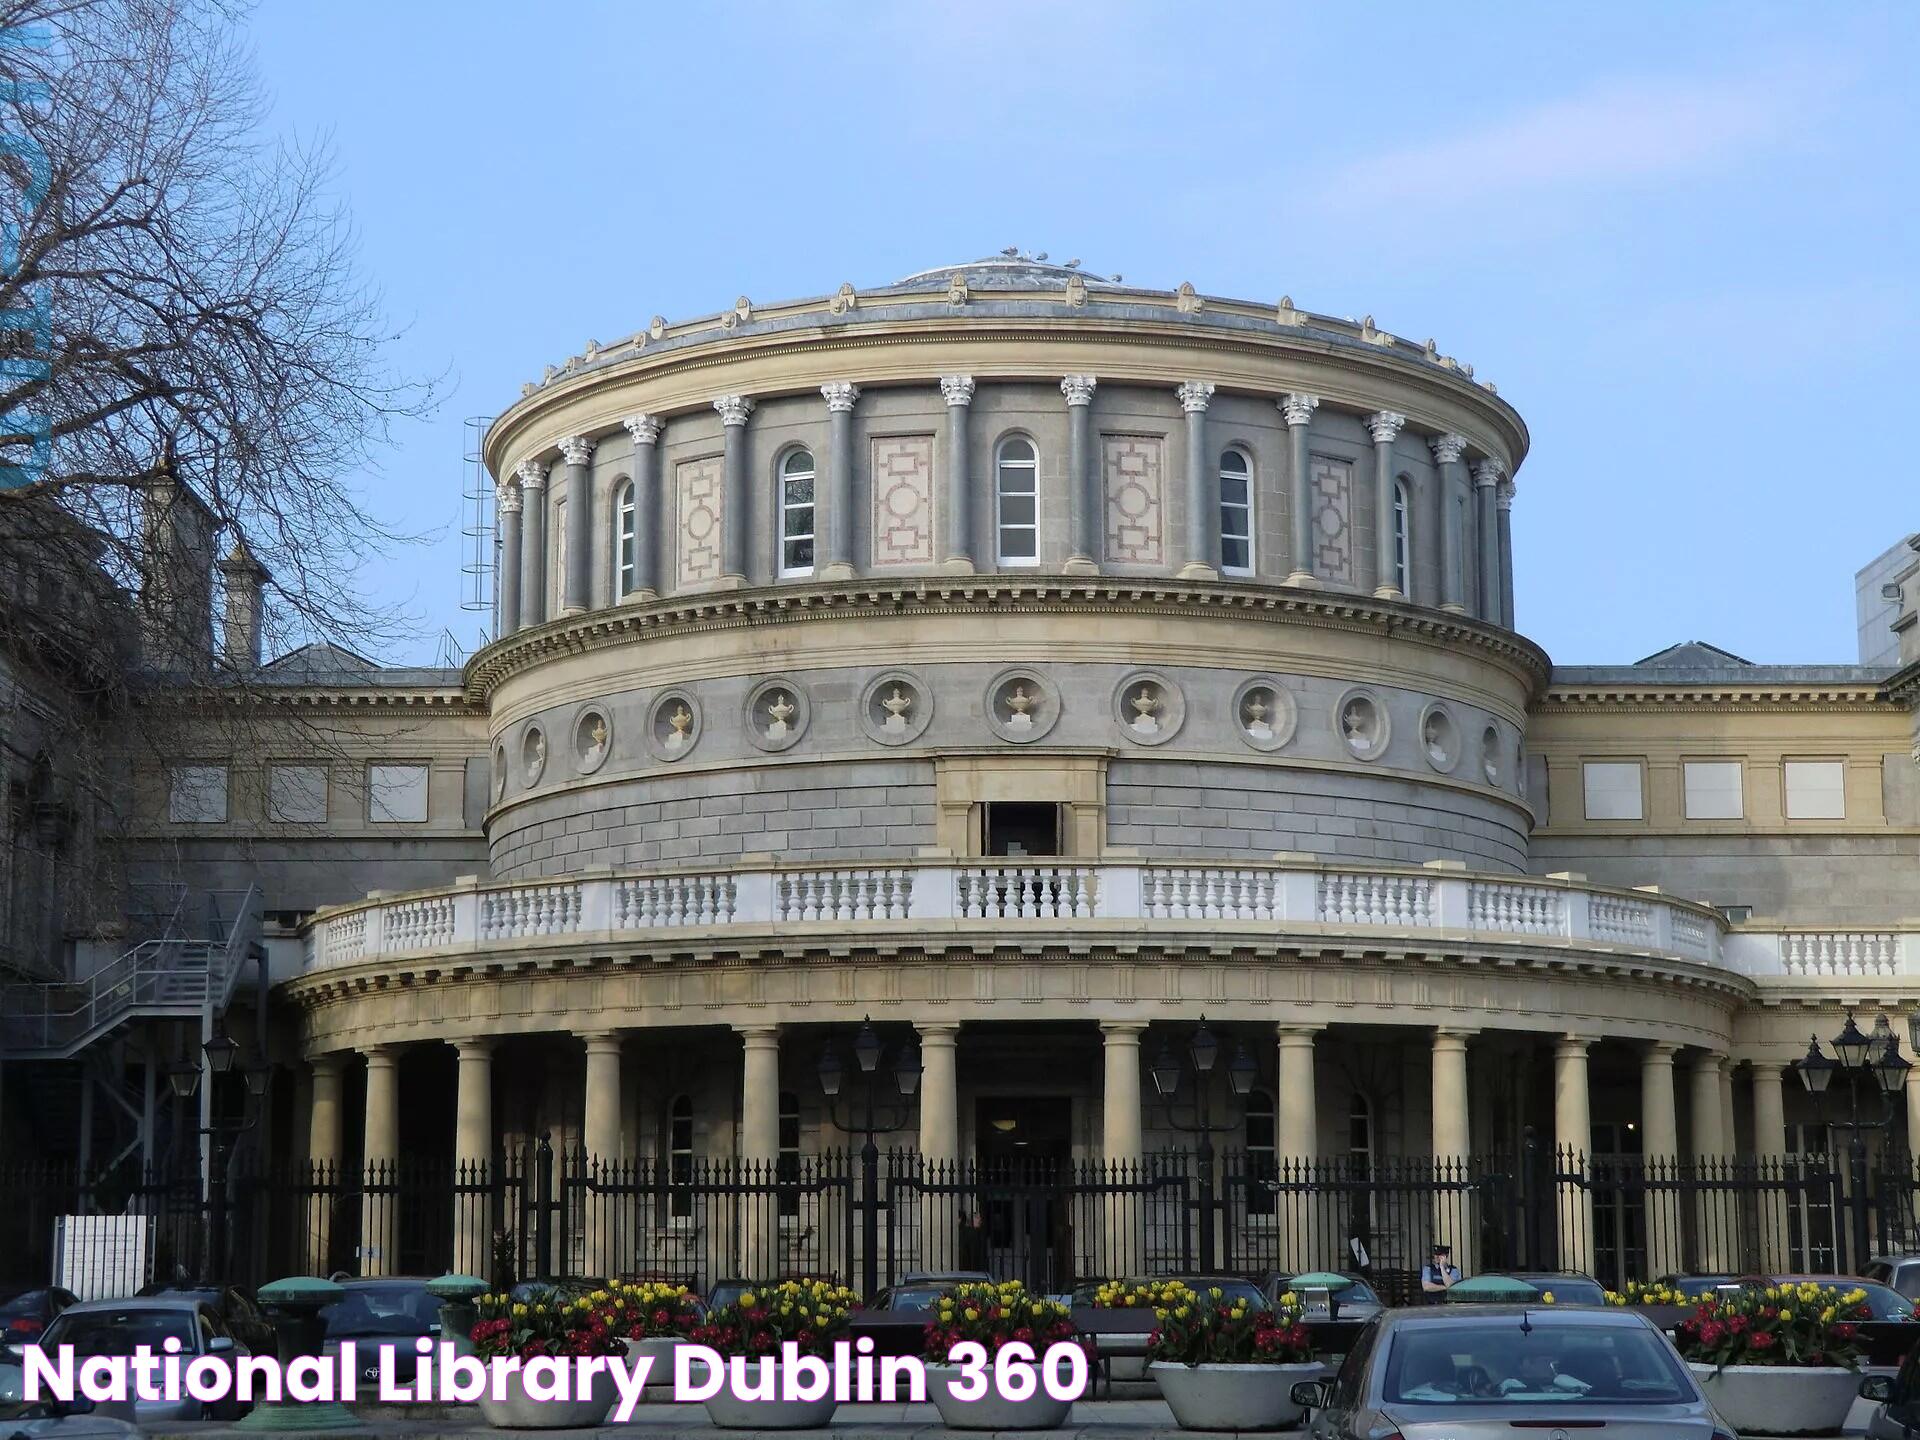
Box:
left=1795, top=1010, right=1912, bottom=1270
left=818, top=1016, right=920, bottom=1300
left=168, top=1028, right=271, bottom=1284
left=1147, top=1016, right=1258, bottom=1273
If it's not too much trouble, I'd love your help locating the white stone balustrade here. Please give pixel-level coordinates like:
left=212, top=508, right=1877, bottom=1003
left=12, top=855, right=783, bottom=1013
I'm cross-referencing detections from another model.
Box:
left=297, top=860, right=1838, bottom=979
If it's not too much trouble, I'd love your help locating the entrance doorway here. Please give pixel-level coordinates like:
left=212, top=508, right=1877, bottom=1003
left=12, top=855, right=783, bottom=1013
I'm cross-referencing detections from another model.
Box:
left=970, top=1097, right=1075, bottom=1290
left=983, top=802, right=1060, bottom=857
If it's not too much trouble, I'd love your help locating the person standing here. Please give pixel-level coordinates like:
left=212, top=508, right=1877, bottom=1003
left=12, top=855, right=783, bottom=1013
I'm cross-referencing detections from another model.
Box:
left=1420, top=1243, right=1461, bottom=1295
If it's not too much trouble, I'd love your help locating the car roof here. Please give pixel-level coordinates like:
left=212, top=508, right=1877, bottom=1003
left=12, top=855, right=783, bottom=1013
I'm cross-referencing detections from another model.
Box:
left=58, top=1298, right=206, bottom=1315
left=1381, top=1303, right=1651, bottom=1327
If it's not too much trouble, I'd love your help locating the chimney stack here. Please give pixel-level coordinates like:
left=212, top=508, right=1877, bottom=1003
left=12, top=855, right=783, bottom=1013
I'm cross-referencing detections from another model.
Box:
left=218, top=538, right=269, bottom=670
left=137, top=450, right=217, bottom=672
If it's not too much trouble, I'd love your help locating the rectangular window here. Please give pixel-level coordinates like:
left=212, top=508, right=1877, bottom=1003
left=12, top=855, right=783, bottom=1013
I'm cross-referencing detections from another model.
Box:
left=1784, top=759, right=1846, bottom=820
left=268, top=764, right=329, bottom=824
left=168, top=765, right=228, bottom=824
left=1219, top=452, right=1253, bottom=574
left=1683, top=760, right=1744, bottom=820
left=1581, top=761, right=1644, bottom=821
left=367, top=763, right=430, bottom=823
left=996, top=439, right=1039, bottom=564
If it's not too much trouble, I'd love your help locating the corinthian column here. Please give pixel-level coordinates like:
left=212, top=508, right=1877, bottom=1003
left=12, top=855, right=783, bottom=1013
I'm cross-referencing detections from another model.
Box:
left=1366, top=411, right=1407, bottom=599
left=621, top=414, right=662, bottom=599
left=495, top=479, right=522, bottom=638
left=940, top=376, right=976, bottom=573
left=1554, top=1036, right=1595, bottom=1275
left=715, top=395, right=754, bottom=585
left=452, top=1039, right=493, bottom=1275
left=1279, top=394, right=1319, bottom=586
left=1176, top=382, right=1217, bottom=579
left=1640, top=1043, right=1682, bottom=1281
left=1429, top=434, right=1468, bottom=613
left=1472, top=459, right=1504, bottom=621
left=820, top=383, right=860, bottom=581
left=1497, top=476, right=1516, bottom=629
left=516, top=460, right=548, bottom=630
left=1061, top=375, right=1098, bottom=573
left=363, top=1046, right=400, bottom=1278
left=558, top=435, right=596, bottom=616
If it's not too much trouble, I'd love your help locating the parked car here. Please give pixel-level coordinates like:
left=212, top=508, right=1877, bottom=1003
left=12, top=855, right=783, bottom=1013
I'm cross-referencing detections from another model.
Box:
left=1297, top=1304, right=1728, bottom=1440
left=135, top=1283, right=275, bottom=1355
left=0, top=1298, right=249, bottom=1423
left=867, top=1272, right=993, bottom=1312
left=0, top=1396, right=142, bottom=1438
left=1859, top=1331, right=1920, bottom=1440
left=1263, top=1271, right=1385, bottom=1320
left=1659, top=1274, right=1744, bottom=1300
left=1489, top=1272, right=1610, bottom=1306
left=1868, top=1256, right=1920, bottom=1302
left=1742, top=1274, right=1915, bottom=1320
left=317, top=1278, right=442, bottom=1392
left=0, top=1290, right=78, bottom=1344
left=1072, top=1274, right=1269, bottom=1309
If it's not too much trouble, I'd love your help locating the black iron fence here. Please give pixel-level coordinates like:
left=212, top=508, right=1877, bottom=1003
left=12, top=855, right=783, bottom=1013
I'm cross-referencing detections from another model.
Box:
left=5, top=1142, right=1918, bottom=1298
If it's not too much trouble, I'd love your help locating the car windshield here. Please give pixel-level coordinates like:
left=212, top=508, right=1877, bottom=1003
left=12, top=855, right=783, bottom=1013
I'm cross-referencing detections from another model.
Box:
left=887, top=1287, right=948, bottom=1312
left=1283, top=1276, right=1379, bottom=1304
left=1521, top=1277, right=1608, bottom=1305
left=44, top=1311, right=194, bottom=1357
left=320, top=1285, right=439, bottom=1337
left=1176, top=1279, right=1267, bottom=1307
left=1383, top=1322, right=1697, bottom=1404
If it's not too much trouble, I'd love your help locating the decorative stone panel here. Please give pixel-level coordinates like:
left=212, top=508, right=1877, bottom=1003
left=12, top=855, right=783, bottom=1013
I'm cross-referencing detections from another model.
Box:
left=521, top=724, right=548, bottom=786
left=1103, top=435, right=1165, bottom=565
left=1112, top=671, right=1185, bottom=745
left=870, top=435, right=935, bottom=566
left=860, top=672, right=933, bottom=746
left=573, top=706, right=612, bottom=775
left=1233, top=676, right=1298, bottom=752
left=1311, top=455, right=1355, bottom=585
left=645, top=689, right=703, bottom=762
left=675, top=456, right=723, bottom=585
left=744, top=678, right=810, bottom=753
left=985, top=668, right=1060, bottom=744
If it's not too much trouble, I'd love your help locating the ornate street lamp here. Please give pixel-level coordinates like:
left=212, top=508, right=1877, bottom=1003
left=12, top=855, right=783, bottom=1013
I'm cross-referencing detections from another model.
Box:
left=817, top=1016, right=918, bottom=1300
left=1795, top=1010, right=1910, bottom=1269
left=1147, top=1016, right=1259, bottom=1274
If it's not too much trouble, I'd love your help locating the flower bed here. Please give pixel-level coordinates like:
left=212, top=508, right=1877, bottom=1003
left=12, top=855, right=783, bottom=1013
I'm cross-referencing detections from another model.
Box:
left=689, top=1279, right=861, bottom=1429
left=1603, top=1280, right=1691, bottom=1307
left=1147, top=1289, right=1321, bottom=1431
left=1674, top=1283, right=1872, bottom=1437
left=1090, top=1278, right=1194, bottom=1310
left=924, top=1281, right=1087, bottom=1430
left=468, top=1288, right=622, bottom=1427
left=597, top=1280, right=701, bottom=1342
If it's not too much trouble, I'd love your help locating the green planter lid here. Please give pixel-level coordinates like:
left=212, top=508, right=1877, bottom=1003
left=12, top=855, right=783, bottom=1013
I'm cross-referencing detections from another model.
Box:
left=258, top=1276, right=344, bottom=1308
left=1446, top=1275, right=1541, bottom=1301
left=427, top=1274, right=490, bottom=1301
left=1288, top=1272, right=1355, bottom=1291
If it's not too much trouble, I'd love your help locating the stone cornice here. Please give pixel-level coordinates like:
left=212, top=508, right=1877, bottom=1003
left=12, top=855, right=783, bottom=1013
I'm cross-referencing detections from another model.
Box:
left=141, top=686, right=482, bottom=716
left=1541, top=683, right=1900, bottom=714
left=486, top=303, right=1528, bottom=479
left=460, top=575, right=1553, bottom=708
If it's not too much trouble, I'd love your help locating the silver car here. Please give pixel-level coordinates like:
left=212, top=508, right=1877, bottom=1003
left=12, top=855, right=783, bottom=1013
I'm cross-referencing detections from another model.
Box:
left=0, top=1297, right=249, bottom=1423
left=1296, top=1305, right=1731, bottom=1440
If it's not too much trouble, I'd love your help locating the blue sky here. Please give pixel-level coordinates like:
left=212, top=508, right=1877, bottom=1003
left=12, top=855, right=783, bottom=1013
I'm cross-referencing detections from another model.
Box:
left=247, top=0, right=1918, bottom=668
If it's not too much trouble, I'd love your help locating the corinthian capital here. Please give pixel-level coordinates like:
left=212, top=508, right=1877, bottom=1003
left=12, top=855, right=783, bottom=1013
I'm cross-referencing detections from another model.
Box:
left=1278, top=393, right=1319, bottom=427
left=557, top=435, right=597, bottom=467
left=1365, top=411, right=1407, bottom=445
left=494, top=477, right=522, bottom=514
left=1176, top=380, right=1215, bottom=414
left=1471, top=457, right=1507, bottom=488
left=1428, top=432, right=1468, bottom=466
left=515, top=459, right=548, bottom=490
left=1060, top=374, right=1098, bottom=407
left=622, top=413, right=663, bottom=446
left=713, top=394, right=755, bottom=427
left=939, top=375, right=976, bottom=407
left=1497, top=477, right=1517, bottom=510
left=821, top=381, right=861, bottom=413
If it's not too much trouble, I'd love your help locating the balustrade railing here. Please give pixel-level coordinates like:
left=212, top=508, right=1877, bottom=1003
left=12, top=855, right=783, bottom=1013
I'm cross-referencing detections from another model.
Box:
left=300, top=860, right=1793, bottom=977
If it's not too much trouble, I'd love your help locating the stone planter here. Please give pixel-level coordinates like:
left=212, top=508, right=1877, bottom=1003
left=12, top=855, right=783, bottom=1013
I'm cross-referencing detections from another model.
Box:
left=623, top=1335, right=686, bottom=1395
left=1687, top=1362, right=1859, bottom=1437
left=475, top=1364, right=616, bottom=1429
left=698, top=1362, right=839, bottom=1430
left=1151, top=1362, right=1325, bottom=1431
left=926, top=1364, right=1075, bottom=1430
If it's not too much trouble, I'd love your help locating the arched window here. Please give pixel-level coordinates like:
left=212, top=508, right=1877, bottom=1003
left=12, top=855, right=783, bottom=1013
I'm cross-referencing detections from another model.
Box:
left=615, top=480, right=637, bottom=597
left=668, top=1094, right=694, bottom=1218
left=777, top=1091, right=801, bottom=1217
left=779, top=450, right=816, bottom=577
left=1219, top=449, right=1253, bottom=574
left=996, top=437, right=1038, bottom=565
left=1245, top=1088, right=1276, bottom=1217
left=1391, top=478, right=1411, bottom=595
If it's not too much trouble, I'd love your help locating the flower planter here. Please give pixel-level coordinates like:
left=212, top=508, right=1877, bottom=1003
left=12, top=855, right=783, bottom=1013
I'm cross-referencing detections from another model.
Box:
left=1687, top=1363, right=1859, bottom=1437
left=623, top=1335, right=686, bottom=1394
left=699, top=1363, right=839, bottom=1430
left=1151, top=1362, right=1325, bottom=1431
left=475, top=1365, right=616, bottom=1429
left=926, top=1364, right=1075, bottom=1430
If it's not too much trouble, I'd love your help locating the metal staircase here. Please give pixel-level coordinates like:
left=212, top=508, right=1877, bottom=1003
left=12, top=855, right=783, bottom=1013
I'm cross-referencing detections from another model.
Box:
left=0, top=885, right=261, bottom=1060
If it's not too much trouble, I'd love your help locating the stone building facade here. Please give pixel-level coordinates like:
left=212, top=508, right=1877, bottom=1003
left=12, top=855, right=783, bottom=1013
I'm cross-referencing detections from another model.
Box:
left=9, top=257, right=1920, bottom=1289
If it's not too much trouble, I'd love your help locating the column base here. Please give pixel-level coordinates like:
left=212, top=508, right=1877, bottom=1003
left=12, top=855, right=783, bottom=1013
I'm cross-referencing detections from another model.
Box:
left=617, top=588, right=659, bottom=605
left=1063, top=555, right=1100, bottom=575
left=1439, top=602, right=1468, bottom=614
left=557, top=604, right=587, bottom=618
left=1284, top=570, right=1319, bottom=588
left=714, top=574, right=748, bottom=591
left=940, top=555, right=977, bottom=575
left=1176, top=562, right=1219, bottom=582
left=1373, top=586, right=1404, bottom=601
left=819, top=561, right=855, bottom=581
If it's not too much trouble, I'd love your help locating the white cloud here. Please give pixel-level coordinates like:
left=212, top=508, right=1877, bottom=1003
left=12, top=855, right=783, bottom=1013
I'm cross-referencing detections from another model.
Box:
left=1319, top=64, right=1832, bottom=211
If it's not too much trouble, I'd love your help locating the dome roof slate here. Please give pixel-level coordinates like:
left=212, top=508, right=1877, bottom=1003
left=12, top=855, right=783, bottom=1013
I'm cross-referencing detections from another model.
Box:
left=889, top=250, right=1122, bottom=292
